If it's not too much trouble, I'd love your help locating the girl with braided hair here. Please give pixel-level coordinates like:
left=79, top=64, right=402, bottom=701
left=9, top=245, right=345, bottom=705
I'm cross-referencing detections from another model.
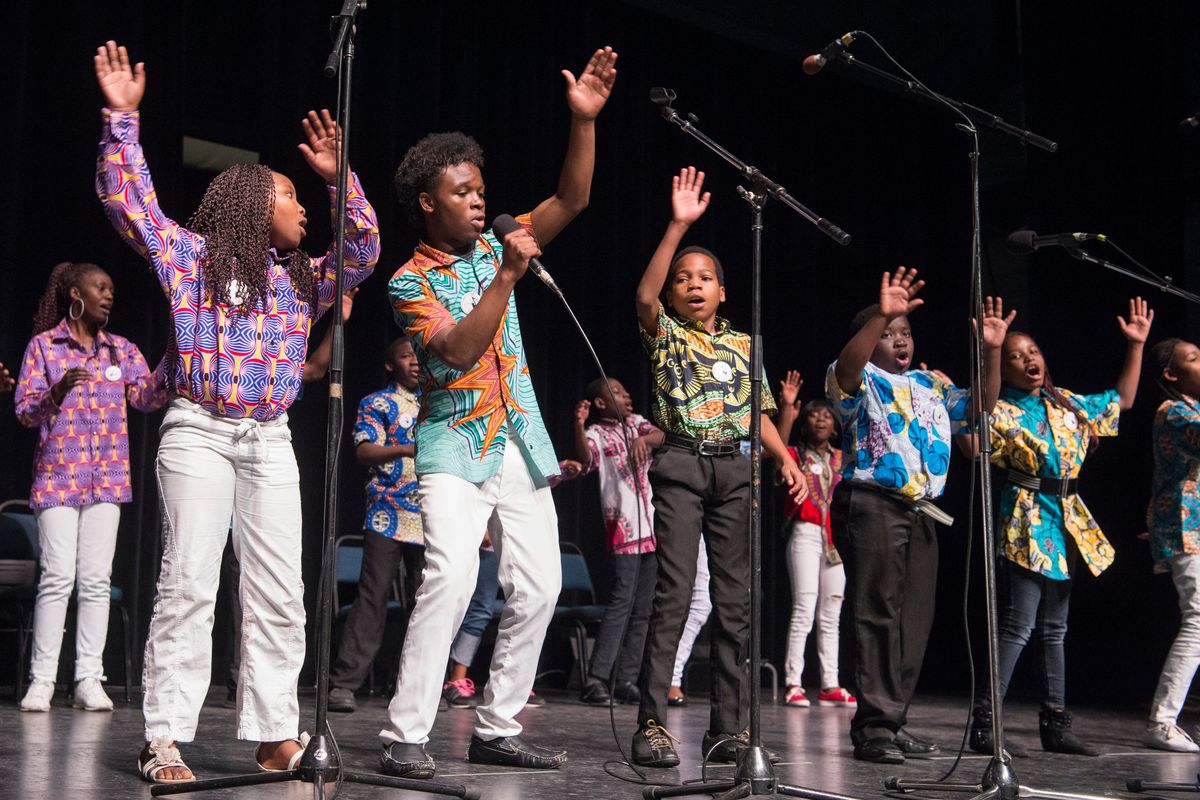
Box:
left=965, top=297, right=1152, bottom=757
left=14, top=261, right=166, bottom=713
left=1142, top=338, right=1200, bottom=752
left=93, top=41, right=379, bottom=783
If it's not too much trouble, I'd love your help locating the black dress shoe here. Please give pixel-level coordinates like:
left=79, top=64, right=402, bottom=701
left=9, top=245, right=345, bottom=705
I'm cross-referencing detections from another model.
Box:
left=379, top=742, right=435, bottom=779
left=632, top=721, right=681, bottom=768
left=467, top=735, right=567, bottom=769
left=580, top=679, right=612, bottom=706
left=702, top=728, right=782, bottom=765
left=854, top=737, right=905, bottom=764
left=894, top=728, right=941, bottom=758
left=613, top=681, right=641, bottom=704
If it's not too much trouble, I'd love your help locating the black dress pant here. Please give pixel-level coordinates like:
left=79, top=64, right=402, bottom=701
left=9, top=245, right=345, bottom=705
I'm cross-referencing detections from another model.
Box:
left=830, top=481, right=938, bottom=743
left=638, top=443, right=750, bottom=734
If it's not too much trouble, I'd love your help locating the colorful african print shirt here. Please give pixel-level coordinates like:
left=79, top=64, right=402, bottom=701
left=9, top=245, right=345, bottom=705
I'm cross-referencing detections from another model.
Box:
left=1148, top=399, right=1200, bottom=573
left=388, top=215, right=559, bottom=483
left=582, top=414, right=657, bottom=555
left=826, top=360, right=971, bottom=502
left=96, top=109, right=380, bottom=422
left=15, top=320, right=167, bottom=509
left=785, top=445, right=842, bottom=535
left=640, top=307, right=777, bottom=442
left=353, top=383, right=423, bottom=545
left=990, top=386, right=1119, bottom=580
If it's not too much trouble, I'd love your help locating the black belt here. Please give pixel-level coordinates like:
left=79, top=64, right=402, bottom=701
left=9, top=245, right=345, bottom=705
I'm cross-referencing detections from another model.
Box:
left=664, top=433, right=740, bottom=457
left=1005, top=469, right=1078, bottom=497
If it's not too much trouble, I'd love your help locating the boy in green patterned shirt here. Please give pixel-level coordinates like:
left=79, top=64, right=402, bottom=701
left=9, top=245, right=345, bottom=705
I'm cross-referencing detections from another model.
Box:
left=630, top=167, right=805, bottom=768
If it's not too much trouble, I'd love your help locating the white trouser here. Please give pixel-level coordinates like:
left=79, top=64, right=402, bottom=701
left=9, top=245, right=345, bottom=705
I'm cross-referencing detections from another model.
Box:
left=1150, top=553, right=1200, bottom=725
left=381, top=431, right=561, bottom=744
left=784, top=520, right=846, bottom=688
left=29, top=503, right=121, bottom=683
left=671, top=545, right=712, bottom=686
left=143, top=398, right=304, bottom=743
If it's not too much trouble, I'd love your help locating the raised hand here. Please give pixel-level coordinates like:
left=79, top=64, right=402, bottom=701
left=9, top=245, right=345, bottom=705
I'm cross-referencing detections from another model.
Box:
left=298, top=109, right=342, bottom=184
left=1117, top=296, right=1154, bottom=344
left=672, top=167, right=711, bottom=227
left=563, top=46, right=618, bottom=121
left=0, top=361, right=13, bottom=394
left=574, top=399, right=591, bottom=427
left=879, top=267, right=925, bottom=320
left=94, top=41, right=145, bottom=112
left=980, top=295, right=1017, bottom=350
left=779, top=370, right=803, bottom=408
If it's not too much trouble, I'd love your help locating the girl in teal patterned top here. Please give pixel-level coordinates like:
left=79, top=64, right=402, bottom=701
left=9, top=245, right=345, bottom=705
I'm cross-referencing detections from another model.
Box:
left=967, top=297, right=1152, bottom=758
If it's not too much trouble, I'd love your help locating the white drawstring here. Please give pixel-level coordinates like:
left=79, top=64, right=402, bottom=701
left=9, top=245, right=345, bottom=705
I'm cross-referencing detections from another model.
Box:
left=233, top=418, right=269, bottom=462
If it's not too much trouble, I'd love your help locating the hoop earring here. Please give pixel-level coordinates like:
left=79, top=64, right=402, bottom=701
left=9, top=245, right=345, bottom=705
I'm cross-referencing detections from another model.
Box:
left=68, top=298, right=84, bottom=321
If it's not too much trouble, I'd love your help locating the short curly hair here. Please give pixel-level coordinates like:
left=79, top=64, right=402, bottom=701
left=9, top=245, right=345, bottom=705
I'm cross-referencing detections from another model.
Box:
left=393, top=132, right=485, bottom=229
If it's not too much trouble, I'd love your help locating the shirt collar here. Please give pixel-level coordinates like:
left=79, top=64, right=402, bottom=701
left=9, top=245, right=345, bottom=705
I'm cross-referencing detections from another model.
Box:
left=50, top=319, right=112, bottom=352
left=414, top=237, right=495, bottom=270
left=1000, top=384, right=1043, bottom=410
left=672, top=312, right=731, bottom=336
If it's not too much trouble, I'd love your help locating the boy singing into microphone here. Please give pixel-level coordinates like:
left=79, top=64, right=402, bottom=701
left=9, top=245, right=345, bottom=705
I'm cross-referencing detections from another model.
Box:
left=379, top=46, right=617, bottom=779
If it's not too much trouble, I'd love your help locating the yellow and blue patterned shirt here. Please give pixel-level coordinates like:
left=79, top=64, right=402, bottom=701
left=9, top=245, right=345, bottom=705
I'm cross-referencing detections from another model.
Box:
left=1148, top=399, right=1200, bottom=573
left=640, top=307, right=776, bottom=442
left=388, top=215, right=559, bottom=484
left=353, top=383, right=423, bottom=545
left=990, top=386, right=1120, bottom=580
left=826, top=360, right=971, bottom=502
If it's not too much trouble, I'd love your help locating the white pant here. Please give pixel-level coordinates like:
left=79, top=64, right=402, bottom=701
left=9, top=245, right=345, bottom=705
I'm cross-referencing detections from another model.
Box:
left=671, top=545, right=712, bottom=686
left=381, top=431, right=560, bottom=744
left=784, top=520, right=846, bottom=688
left=143, top=398, right=304, bottom=743
left=29, top=503, right=121, bottom=683
left=1150, top=553, right=1200, bottom=725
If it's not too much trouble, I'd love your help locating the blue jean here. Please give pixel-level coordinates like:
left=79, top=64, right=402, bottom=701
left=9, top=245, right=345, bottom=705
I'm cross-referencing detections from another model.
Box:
left=977, top=559, right=1071, bottom=711
left=448, top=548, right=500, bottom=667
left=587, top=551, right=657, bottom=686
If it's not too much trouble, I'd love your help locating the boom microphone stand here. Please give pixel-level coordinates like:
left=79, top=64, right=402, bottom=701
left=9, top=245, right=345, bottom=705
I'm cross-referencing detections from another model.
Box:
left=640, top=88, right=856, bottom=800
left=154, top=3, right=476, bottom=798
left=805, top=29, right=1100, bottom=800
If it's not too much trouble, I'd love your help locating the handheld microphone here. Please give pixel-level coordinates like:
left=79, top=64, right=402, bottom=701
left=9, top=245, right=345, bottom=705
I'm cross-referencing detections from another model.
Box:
left=1006, top=229, right=1105, bottom=255
left=491, top=214, right=562, bottom=294
left=803, top=32, right=856, bottom=76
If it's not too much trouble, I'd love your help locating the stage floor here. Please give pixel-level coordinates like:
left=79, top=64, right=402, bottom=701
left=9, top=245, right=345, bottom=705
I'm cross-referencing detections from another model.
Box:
left=0, top=687, right=1195, bottom=799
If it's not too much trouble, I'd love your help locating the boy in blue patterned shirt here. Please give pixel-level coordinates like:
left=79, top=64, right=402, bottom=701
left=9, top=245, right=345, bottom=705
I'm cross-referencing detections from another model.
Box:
left=327, top=338, right=423, bottom=714
left=826, top=270, right=1011, bottom=763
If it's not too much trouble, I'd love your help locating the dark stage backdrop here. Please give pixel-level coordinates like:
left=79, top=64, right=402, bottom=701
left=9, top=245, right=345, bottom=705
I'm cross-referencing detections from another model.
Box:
left=2, top=0, right=1198, bottom=706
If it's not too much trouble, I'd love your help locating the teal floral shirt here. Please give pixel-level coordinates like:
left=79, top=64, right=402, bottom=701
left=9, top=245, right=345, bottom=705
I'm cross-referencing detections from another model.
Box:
left=1149, top=399, right=1200, bottom=573
left=990, top=386, right=1120, bottom=580
left=826, top=360, right=971, bottom=502
left=387, top=214, right=559, bottom=484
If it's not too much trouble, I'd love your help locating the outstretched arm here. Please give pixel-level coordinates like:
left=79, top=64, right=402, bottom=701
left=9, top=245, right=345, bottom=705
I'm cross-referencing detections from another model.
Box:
left=573, top=400, right=595, bottom=469
left=776, top=370, right=803, bottom=444
left=760, top=414, right=806, bottom=499
left=530, top=47, right=618, bottom=247
left=636, top=167, right=711, bottom=336
left=978, top=296, right=1016, bottom=413
left=1115, top=296, right=1153, bottom=410
left=833, top=268, right=925, bottom=393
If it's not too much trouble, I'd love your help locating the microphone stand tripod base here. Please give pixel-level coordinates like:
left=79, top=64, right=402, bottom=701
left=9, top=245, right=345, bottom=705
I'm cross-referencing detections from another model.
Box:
left=885, top=754, right=1111, bottom=800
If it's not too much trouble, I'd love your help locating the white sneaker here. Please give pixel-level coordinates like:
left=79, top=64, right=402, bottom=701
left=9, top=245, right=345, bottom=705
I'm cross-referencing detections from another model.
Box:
left=72, top=678, right=114, bottom=712
left=1143, top=721, right=1200, bottom=753
left=19, top=680, right=55, bottom=712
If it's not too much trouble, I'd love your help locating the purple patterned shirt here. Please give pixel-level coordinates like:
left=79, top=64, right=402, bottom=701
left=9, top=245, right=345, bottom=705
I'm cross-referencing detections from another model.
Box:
left=96, top=109, right=380, bottom=421
left=15, top=320, right=167, bottom=509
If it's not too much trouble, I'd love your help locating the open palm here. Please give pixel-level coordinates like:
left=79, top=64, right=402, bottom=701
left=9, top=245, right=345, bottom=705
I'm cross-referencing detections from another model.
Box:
left=1116, top=296, right=1154, bottom=343
left=563, top=47, right=618, bottom=120
left=672, top=167, right=711, bottom=225
left=94, top=41, right=145, bottom=111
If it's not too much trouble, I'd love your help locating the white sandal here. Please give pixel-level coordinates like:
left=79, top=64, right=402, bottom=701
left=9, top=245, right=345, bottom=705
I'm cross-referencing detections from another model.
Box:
left=255, top=731, right=311, bottom=772
left=139, top=737, right=195, bottom=783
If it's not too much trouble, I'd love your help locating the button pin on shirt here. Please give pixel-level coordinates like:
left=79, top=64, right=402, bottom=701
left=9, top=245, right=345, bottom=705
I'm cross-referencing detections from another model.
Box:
left=712, top=362, right=733, bottom=383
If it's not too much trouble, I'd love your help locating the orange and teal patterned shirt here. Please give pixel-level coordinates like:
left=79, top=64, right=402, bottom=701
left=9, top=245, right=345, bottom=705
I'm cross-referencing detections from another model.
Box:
left=15, top=320, right=168, bottom=509
left=388, top=215, right=559, bottom=484
left=640, top=307, right=776, bottom=442
left=1148, top=399, right=1200, bottom=573
left=95, top=109, right=380, bottom=421
left=990, top=386, right=1120, bottom=579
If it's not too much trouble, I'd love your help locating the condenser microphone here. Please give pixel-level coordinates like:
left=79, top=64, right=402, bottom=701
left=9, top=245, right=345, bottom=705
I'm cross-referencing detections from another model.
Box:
left=492, top=214, right=562, bottom=294
left=803, top=32, right=856, bottom=76
left=1007, top=229, right=1105, bottom=254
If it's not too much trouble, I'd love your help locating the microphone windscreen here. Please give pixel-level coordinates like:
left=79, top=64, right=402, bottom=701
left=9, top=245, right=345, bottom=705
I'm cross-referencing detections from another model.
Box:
left=492, top=214, right=521, bottom=238
left=802, top=55, right=825, bottom=76
left=1006, top=229, right=1037, bottom=255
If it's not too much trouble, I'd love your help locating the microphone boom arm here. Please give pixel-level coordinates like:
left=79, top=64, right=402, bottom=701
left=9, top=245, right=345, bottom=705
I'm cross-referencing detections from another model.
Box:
left=1064, top=246, right=1200, bottom=305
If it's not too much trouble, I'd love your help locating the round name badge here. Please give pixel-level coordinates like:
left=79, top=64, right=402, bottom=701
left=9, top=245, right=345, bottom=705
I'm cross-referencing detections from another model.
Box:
left=1062, top=413, right=1079, bottom=431
left=227, top=278, right=246, bottom=307
left=105, top=365, right=122, bottom=382
left=809, top=462, right=825, bottom=475
left=712, top=361, right=733, bottom=383
left=460, top=290, right=482, bottom=315
left=398, top=413, right=414, bottom=429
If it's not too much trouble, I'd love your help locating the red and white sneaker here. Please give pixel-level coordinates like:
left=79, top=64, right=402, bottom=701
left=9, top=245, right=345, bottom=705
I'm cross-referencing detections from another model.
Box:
left=818, top=687, right=857, bottom=707
left=785, top=687, right=810, bottom=707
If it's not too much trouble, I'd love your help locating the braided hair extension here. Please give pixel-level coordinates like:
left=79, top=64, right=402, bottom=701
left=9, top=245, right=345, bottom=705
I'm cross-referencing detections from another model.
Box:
left=1004, top=330, right=1100, bottom=452
left=1150, top=338, right=1192, bottom=405
left=187, top=164, right=315, bottom=313
left=31, top=262, right=105, bottom=335
left=393, top=132, right=485, bottom=230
